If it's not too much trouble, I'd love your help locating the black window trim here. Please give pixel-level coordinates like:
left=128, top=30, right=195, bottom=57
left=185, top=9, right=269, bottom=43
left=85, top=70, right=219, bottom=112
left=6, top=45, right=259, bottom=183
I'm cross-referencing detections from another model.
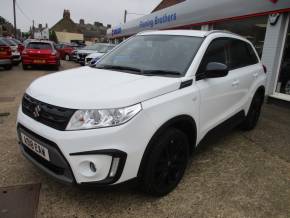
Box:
left=196, top=36, right=260, bottom=81
left=228, top=38, right=259, bottom=71
left=196, top=37, right=231, bottom=81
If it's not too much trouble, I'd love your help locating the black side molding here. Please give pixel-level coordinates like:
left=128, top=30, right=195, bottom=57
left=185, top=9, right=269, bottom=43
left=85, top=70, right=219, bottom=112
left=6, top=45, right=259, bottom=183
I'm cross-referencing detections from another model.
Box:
left=179, top=79, right=193, bottom=89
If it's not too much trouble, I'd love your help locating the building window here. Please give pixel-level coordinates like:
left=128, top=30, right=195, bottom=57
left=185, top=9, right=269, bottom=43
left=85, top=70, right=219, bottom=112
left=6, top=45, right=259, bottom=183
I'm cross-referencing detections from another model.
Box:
left=213, top=15, right=268, bottom=57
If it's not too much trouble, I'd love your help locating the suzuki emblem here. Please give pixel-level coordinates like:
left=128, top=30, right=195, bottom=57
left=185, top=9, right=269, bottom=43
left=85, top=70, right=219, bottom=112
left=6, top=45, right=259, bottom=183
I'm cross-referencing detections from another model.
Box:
left=33, top=105, right=41, bottom=118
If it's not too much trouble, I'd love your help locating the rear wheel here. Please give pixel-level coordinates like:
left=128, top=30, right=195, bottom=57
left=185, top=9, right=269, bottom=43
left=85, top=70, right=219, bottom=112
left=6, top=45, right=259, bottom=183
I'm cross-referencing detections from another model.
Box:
left=240, top=91, right=264, bottom=131
left=22, top=64, right=28, bottom=70
left=141, top=128, right=189, bottom=196
left=4, top=65, right=12, bottom=70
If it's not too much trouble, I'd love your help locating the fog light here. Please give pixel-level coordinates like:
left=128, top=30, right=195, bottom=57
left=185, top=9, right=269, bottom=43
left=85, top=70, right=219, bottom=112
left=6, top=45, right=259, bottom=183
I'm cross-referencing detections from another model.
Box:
left=109, top=157, right=120, bottom=177
left=89, top=162, right=97, bottom=172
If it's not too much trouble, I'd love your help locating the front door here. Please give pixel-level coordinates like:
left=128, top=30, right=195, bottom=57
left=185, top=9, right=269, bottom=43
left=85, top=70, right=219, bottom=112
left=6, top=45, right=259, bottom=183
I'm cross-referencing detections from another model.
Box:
left=196, top=38, right=241, bottom=138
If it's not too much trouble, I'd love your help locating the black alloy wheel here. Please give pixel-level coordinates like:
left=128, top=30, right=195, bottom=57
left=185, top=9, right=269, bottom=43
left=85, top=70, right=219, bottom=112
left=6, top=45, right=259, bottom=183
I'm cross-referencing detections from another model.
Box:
left=142, top=128, right=189, bottom=196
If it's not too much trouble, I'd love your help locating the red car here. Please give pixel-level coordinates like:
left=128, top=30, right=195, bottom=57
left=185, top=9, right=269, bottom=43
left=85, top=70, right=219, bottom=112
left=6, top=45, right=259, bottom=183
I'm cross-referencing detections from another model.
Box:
left=22, top=40, right=60, bottom=70
left=56, top=43, right=75, bottom=61
left=0, top=38, right=13, bottom=70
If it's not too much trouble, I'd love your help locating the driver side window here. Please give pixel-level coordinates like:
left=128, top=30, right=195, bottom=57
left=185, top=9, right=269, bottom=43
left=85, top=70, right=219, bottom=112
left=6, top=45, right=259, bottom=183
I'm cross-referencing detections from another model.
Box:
left=197, top=38, right=230, bottom=79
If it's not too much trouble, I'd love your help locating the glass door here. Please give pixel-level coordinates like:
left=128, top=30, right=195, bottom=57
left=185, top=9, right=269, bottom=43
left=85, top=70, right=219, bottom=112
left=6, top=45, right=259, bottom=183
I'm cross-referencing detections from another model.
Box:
left=275, top=19, right=290, bottom=99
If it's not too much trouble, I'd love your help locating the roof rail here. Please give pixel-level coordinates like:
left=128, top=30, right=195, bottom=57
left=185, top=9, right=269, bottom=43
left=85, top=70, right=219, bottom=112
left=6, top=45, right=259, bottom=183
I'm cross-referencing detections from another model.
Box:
left=205, top=30, right=233, bottom=36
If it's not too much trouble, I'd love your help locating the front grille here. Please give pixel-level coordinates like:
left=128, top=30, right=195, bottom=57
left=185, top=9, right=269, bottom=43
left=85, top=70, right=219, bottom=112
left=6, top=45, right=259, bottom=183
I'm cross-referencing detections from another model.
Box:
left=22, top=94, right=76, bottom=131
left=78, top=53, right=88, bottom=59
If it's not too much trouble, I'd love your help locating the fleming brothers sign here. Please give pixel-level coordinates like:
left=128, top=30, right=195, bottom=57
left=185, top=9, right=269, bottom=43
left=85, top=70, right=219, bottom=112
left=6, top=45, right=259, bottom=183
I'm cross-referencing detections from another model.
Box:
left=112, top=27, right=122, bottom=36
left=139, top=13, right=177, bottom=28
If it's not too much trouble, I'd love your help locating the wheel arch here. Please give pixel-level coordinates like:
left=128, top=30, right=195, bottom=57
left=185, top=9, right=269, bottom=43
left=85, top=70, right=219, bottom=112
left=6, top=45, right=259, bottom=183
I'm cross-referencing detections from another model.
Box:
left=137, top=115, right=197, bottom=178
left=255, top=85, right=265, bottom=98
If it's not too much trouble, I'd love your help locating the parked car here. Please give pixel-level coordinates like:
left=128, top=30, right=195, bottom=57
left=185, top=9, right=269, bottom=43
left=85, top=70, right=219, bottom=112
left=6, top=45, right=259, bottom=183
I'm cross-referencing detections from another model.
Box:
left=21, top=40, right=60, bottom=70
left=77, top=43, right=108, bottom=66
left=9, top=38, right=25, bottom=54
left=85, top=44, right=115, bottom=65
left=56, top=43, right=76, bottom=61
left=0, top=38, right=13, bottom=70
left=0, top=37, right=21, bottom=65
left=16, top=30, right=266, bottom=196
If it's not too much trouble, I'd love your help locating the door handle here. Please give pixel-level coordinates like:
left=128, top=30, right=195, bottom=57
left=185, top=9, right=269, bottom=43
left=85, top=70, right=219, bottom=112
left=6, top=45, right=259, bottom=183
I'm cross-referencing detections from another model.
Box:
left=232, top=80, right=240, bottom=87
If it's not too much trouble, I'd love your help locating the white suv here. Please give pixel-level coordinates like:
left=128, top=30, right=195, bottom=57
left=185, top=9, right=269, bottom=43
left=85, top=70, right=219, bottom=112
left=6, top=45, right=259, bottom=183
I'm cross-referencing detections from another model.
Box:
left=17, top=30, right=266, bottom=196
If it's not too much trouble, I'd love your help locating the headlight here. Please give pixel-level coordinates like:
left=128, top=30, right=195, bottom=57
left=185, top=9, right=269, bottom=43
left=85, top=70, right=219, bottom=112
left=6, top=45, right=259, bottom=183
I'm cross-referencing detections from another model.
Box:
left=66, top=103, right=142, bottom=130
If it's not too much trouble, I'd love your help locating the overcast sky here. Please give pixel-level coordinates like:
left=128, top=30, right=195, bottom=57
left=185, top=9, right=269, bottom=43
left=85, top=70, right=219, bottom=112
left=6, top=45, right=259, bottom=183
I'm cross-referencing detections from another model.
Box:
left=1, top=0, right=161, bottom=31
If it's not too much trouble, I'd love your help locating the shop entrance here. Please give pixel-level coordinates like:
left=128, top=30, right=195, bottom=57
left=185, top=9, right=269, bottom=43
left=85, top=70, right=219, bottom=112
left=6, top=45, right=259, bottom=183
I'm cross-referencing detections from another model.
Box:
left=275, top=18, right=290, bottom=100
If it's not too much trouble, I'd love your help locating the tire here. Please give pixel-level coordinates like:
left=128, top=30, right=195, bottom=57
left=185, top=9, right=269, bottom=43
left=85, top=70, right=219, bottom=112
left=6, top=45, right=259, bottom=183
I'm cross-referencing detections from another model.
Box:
left=22, top=64, right=28, bottom=70
left=54, top=64, right=60, bottom=71
left=240, top=91, right=264, bottom=131
left=65, top=54, right=70, bottom=61
left=141, top=128, right=189, bottom=196
left=4, top=65, right=12, bottom=70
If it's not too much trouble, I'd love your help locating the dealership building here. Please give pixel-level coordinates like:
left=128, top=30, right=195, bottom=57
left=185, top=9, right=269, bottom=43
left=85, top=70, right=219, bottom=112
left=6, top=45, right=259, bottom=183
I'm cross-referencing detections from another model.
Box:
left=107, top=0, right=290, bottom=102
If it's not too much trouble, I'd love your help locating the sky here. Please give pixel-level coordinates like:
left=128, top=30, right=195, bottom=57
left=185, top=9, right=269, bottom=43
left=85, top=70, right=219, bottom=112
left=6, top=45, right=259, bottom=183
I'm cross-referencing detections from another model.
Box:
left=0, top=0, right=161, bottom=31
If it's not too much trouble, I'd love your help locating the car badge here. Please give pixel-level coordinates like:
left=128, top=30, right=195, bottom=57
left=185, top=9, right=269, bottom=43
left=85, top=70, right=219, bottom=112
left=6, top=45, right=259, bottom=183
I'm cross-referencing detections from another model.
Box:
left=33, top=105, right=41, bottom=118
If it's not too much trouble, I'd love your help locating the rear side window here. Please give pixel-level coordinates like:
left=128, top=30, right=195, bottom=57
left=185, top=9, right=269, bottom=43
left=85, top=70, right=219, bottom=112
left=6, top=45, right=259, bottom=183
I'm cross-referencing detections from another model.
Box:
left=229, top=39, right=258, bottom=70
left=198, top=38, right=230, bottom=74
left=27, top=42, right=52, bottom=50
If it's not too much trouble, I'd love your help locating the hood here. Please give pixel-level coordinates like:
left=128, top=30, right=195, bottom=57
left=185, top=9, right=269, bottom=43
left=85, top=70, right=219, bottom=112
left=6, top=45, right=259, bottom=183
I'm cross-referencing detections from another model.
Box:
left=77, top=49, right=95, bottom=55
left=26, top=67, right=181, bottom=109
left=87, top=52, right=103, bottom=59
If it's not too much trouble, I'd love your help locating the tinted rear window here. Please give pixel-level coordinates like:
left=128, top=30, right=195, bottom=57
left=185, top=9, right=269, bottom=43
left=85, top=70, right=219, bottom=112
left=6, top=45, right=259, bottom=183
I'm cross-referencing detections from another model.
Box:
left=230, top=39, right=259, bottom=69
left=27, top=42, right=52, bottom=50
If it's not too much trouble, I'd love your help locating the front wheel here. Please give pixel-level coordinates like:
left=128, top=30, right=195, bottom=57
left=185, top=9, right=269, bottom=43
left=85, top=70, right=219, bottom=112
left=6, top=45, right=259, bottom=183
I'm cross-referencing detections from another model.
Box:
left=240, top=91, right=264, bottom=131
left=141, top=128, right=189, bottom=196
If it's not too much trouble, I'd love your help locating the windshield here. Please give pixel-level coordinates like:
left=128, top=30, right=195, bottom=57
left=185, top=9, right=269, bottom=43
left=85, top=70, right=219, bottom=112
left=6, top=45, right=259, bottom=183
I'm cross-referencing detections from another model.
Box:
left=95, top=35, right=203, bottom=76
left=98, top=45, right=115, bottom=53
left=27, top=42, right=52, bottom=50
left=1, top=38, right=17, bottom=46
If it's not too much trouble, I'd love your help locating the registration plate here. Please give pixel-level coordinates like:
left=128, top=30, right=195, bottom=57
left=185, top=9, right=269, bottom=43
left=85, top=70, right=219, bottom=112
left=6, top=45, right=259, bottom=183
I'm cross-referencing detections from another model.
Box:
left=21, top=133, right=50, bottom=161
left=33, top=60, right=45, bottom=64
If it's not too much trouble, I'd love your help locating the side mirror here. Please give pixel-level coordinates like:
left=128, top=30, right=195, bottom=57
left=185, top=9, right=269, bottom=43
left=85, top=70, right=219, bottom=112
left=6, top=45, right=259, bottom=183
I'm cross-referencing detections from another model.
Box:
left=205, top=62, right=229, bottom=78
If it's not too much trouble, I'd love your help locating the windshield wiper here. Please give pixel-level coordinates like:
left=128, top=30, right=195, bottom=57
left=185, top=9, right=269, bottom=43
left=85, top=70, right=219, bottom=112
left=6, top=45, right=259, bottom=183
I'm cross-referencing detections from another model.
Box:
left=142, top=70, right=182, bottom=76
left=95, top=64, right=142, bottom=73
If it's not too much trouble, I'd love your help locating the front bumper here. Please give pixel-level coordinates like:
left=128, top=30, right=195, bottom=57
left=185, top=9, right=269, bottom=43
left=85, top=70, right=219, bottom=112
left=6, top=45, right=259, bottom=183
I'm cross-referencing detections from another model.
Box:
left=12, top=55, right=21, bottom=63
left=17, top=105, right=154, bottom=185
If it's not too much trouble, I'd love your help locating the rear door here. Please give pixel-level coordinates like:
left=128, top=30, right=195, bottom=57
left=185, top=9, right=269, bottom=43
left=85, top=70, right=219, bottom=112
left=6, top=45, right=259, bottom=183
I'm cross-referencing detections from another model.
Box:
left=228, top=39, right=261, bottom=112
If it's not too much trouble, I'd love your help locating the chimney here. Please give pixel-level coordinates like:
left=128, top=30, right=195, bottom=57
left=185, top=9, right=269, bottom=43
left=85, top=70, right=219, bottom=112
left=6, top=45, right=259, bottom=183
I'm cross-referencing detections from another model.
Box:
left=63, top=9, right=70, bottom=19
left=38, top=24, right=42, bottom=29
left=79, top=19, right=85, bottom=25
